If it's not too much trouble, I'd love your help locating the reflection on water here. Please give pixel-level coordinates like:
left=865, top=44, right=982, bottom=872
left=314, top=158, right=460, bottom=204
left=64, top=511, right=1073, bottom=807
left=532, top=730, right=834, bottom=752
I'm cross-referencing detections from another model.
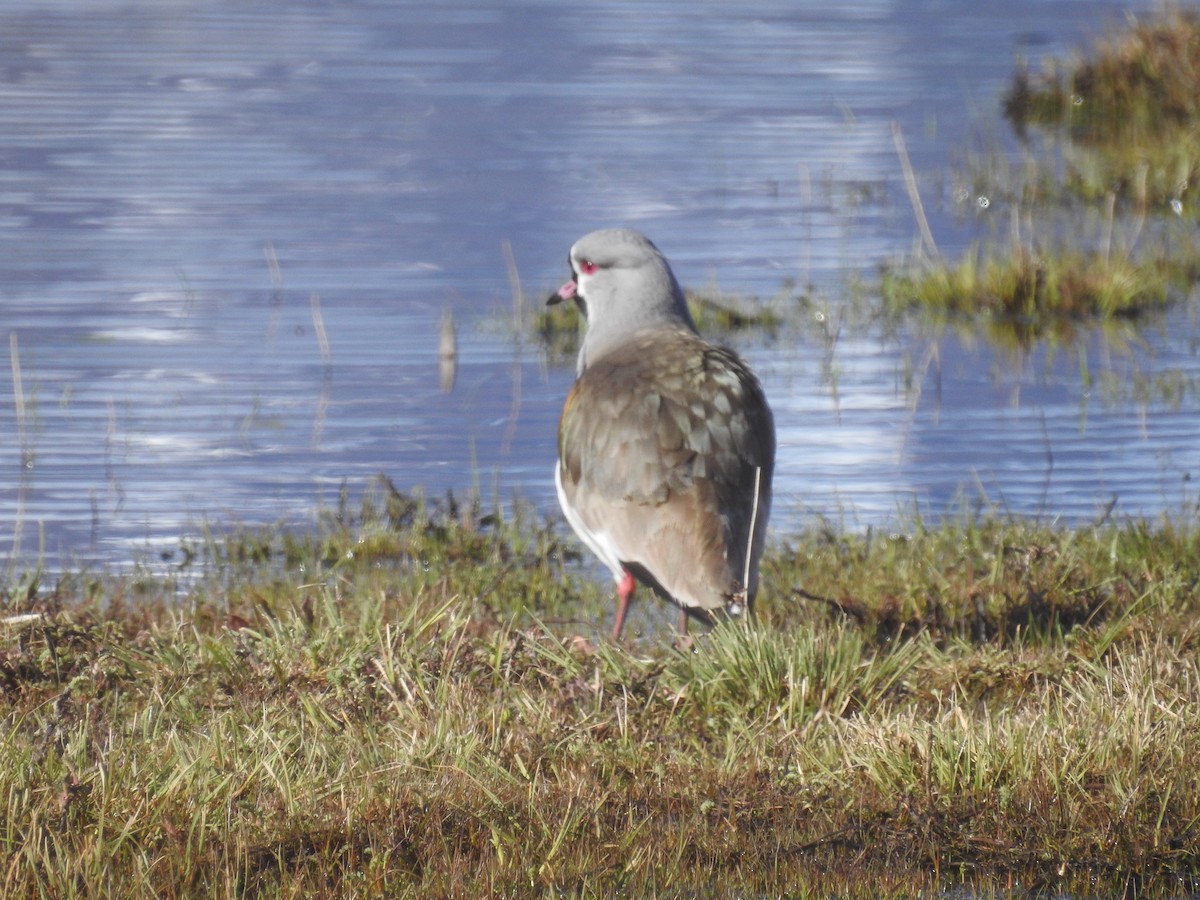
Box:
left=759, top=303, right=1199, bottom=528
left=2, top=0, right=1194, bottom=575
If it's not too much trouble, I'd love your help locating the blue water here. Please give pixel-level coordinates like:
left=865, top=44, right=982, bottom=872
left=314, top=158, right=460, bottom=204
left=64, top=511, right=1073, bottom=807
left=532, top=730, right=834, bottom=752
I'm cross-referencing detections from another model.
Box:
left=2, top=0, right=1196, bottom=575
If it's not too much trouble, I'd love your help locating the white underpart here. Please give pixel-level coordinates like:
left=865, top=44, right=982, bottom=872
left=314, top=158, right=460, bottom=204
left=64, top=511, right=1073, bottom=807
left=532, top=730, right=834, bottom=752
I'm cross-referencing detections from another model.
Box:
left=555, top=463, right=626, bottom=585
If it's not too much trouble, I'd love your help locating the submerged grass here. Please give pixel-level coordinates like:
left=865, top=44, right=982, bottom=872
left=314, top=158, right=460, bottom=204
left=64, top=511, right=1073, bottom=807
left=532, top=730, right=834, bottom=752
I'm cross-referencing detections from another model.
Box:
left=3, top=488, right=1200, bottom=897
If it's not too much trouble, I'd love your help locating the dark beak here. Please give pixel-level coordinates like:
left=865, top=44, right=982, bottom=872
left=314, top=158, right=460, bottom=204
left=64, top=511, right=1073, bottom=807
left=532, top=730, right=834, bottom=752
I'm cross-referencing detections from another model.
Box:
left=547, top=276, right=578, bottom=306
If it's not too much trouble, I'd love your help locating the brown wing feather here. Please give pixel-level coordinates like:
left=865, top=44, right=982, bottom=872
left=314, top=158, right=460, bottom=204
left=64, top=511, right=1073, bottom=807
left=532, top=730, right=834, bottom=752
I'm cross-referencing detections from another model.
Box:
left=558, top=328, right=774, bottom=612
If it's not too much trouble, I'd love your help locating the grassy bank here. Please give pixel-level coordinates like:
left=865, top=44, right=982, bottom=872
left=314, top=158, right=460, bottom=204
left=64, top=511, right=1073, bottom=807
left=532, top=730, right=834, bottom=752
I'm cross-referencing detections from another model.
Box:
left=3, top=489, right=1199, bottom=897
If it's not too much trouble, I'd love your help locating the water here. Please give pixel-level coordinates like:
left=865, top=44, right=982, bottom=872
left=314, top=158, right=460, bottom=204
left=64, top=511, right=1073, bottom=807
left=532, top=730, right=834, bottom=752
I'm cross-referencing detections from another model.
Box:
left=2, top=0, right=1196, bottom=574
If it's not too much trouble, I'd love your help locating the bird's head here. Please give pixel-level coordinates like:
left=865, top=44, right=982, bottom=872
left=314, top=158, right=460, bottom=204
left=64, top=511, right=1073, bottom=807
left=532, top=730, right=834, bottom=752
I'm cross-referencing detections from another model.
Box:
left=548, top=228, right=696, bottom=372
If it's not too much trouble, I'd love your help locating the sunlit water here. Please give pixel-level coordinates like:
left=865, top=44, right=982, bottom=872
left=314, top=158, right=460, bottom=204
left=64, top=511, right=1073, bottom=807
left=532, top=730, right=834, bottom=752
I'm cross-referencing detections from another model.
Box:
left=3, top=0, right=1196, bottom=576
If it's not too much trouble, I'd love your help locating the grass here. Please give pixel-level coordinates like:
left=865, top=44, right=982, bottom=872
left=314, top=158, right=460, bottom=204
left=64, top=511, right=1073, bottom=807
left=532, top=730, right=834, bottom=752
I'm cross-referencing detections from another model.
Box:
left=1003, top=6, right=1200, bottom=213
left=881, top=241, right=1178, bottom=322
left=533, top=9, right=1200, bottom=346
left=882, top=6, right=1200, bottom=338
left=3, top=486, right=1200, bottom=897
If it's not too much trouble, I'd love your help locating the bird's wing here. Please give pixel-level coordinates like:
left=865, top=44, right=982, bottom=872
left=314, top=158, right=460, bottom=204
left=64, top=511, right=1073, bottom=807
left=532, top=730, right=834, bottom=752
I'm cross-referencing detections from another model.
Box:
left=557, top=330, right=774, bottom=605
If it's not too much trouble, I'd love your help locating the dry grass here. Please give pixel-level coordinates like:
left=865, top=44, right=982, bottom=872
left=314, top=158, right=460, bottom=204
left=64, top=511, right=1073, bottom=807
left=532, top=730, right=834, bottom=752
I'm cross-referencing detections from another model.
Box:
left=2, top=486, right=1199, bottom=897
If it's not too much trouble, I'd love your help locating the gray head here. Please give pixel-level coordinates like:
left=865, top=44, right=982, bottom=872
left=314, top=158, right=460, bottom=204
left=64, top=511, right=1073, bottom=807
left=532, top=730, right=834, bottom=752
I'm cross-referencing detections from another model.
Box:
left=550, top=229, right=697, bottom=373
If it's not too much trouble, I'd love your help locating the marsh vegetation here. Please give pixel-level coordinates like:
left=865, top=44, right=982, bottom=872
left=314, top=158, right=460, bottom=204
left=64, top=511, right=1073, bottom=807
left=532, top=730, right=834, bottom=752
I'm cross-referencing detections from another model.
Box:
left=881, top=7, right=1200, bottom=338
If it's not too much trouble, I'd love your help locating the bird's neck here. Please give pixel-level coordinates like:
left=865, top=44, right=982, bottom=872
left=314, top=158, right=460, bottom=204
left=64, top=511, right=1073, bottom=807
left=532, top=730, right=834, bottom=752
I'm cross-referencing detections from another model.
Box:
left=577, top=313, right=698, bottom=375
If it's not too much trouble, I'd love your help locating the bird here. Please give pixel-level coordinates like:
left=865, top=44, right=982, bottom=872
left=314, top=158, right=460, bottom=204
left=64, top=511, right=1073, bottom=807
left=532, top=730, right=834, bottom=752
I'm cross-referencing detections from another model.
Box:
left=548, top=228, right=775, bottom=641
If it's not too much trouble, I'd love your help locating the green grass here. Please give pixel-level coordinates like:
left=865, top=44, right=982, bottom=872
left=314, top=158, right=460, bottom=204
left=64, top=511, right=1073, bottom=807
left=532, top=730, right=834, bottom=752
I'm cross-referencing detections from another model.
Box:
left=3, top=487, right=1200, bottom=897
left=881, top=241, right=1178, bottom=324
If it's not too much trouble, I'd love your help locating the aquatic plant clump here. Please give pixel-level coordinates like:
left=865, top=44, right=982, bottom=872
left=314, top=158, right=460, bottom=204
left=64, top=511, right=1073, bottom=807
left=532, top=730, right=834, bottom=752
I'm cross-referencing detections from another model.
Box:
left=1003, top=7, right=1200, bottom=213
left=880, top=243, right=1177, bottom=325
left=882, top=8, right=1200, bottom=335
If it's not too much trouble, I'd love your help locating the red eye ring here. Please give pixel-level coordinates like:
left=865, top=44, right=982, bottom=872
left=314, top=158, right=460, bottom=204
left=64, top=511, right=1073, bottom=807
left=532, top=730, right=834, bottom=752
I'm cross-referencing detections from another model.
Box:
left=578, top=259, right=598, bottom=276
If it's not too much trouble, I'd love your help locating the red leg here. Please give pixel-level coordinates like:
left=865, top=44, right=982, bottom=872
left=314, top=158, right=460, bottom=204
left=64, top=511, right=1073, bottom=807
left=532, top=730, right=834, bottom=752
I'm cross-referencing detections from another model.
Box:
left=613, top=569, right=636, bottom=641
